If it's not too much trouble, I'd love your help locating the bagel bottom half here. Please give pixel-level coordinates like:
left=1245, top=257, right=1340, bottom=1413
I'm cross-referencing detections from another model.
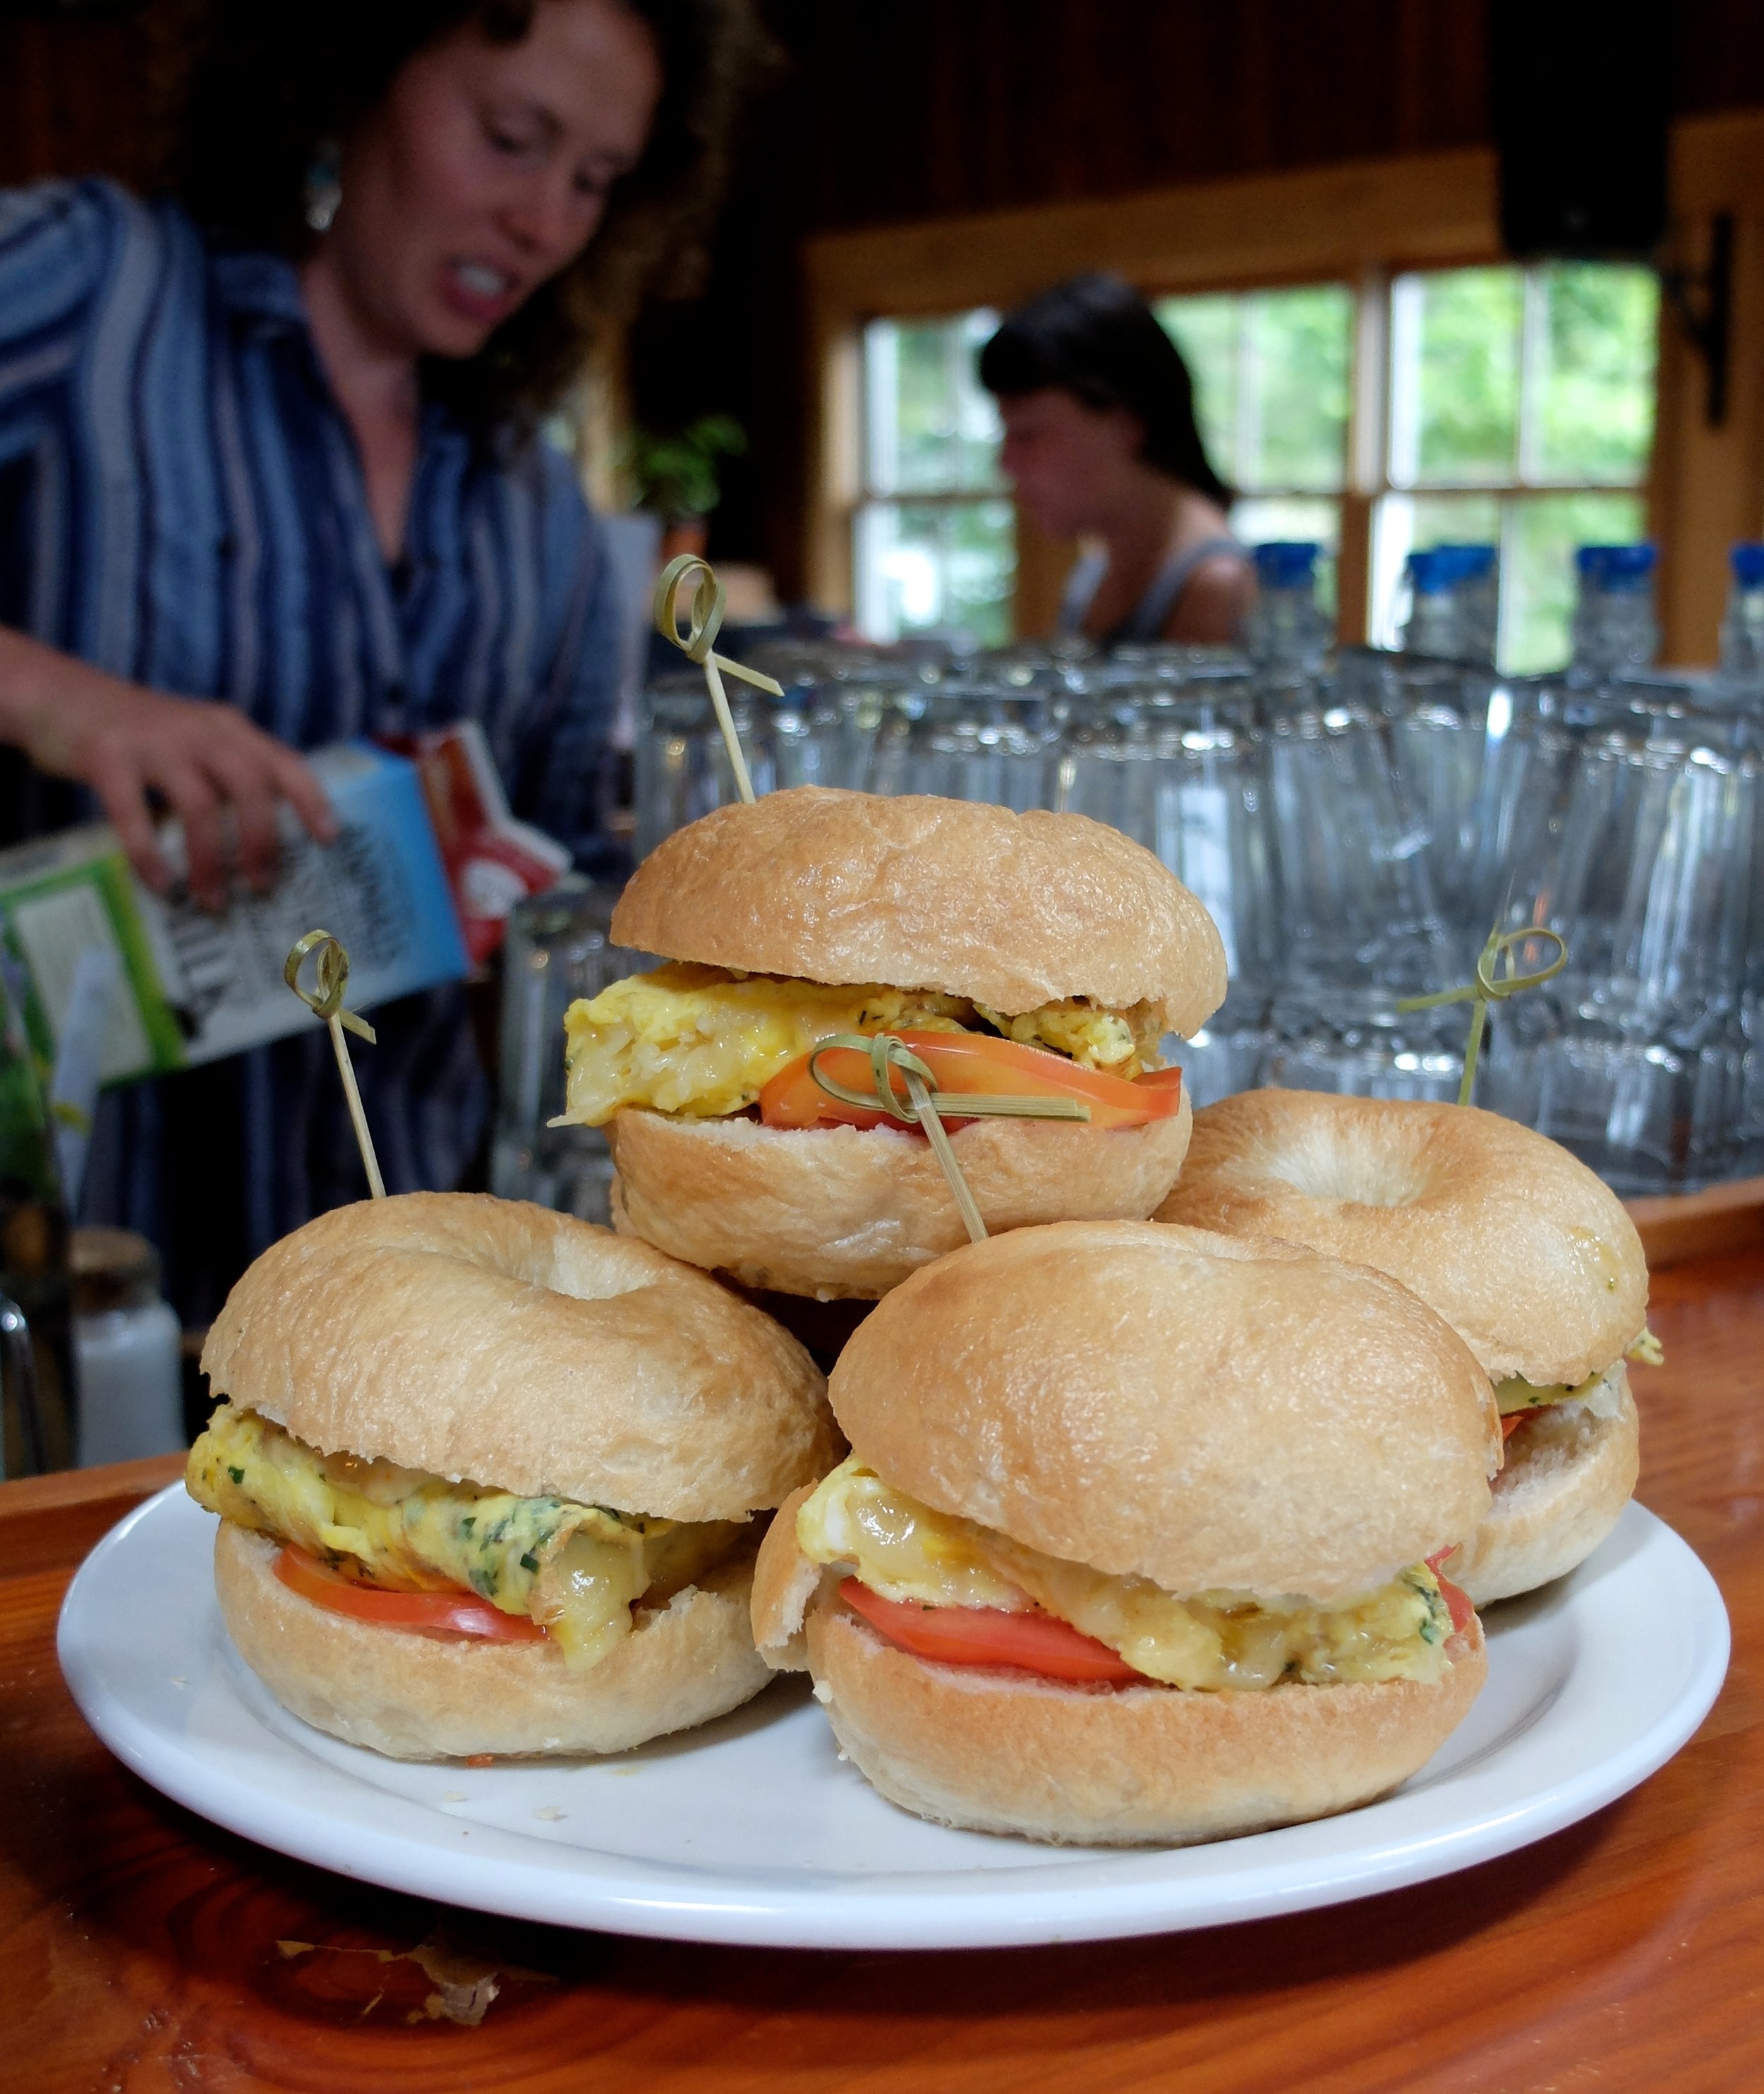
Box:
left=215, top=1523, right=771, bottom=1760
left=607, top=1089, right=1195, bottom=1300
left=800, top=1597, right=1487, bottom=1847
left=1445, top=1378, right=1640, bottom=1607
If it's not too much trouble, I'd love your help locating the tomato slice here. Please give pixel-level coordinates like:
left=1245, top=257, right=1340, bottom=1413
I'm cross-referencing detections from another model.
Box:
left=838, top=1577, right=1143, bottom=1684
left=274, top=1545, right=546, bottom=1644
left=759, top=1031, right=1183, bottom=1133
left=1501, top=1408, right=1541, bottom=1441
left=1424, top=1549, right=1478, bottom=1636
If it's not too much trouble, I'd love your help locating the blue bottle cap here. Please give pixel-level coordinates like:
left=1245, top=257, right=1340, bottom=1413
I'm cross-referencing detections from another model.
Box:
left=1576, top=543, right=1657, bottom=588
left=1731, top=543, right=1764, bottom=589
left=1432, top=543, right=1497, bottom=583
left=1404, top=548, right=1454, bottom=596
left=1252, top=541, right=1319, bottom=586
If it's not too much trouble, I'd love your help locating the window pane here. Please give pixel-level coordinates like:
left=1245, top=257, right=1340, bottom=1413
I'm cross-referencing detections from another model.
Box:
left=863, top=313, right=1001, bottom=496
left=1502, top=490, right=1648, bottom=675
left=1158, top=286, right=1351, bottom=495
left=854, top=499, right=1015, bottom=645
left=1392, top=267, right=1523, bottom=486
left=1156, top=294, right=1238, bottom=488
left=1240, top=286, right=1353, bottom=492
left=1530, top=265, right=1659, bottom=485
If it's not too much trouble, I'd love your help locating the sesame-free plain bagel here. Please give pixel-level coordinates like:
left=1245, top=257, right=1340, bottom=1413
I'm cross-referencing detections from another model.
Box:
left=753, top=1220, right=1494, bottom=1846
left=1155, top=1090, right=1647, bottom=1387
left=1156, top=1091, right=1650, bottom=1604
left=606, top=1087, right=1195, bottom=1301
left=201, top=1191, right=838, bottom=1519
left=216, top=1523, right=771, bottom=1761
left=193, top=1193, right=838, bottom=1761
left=823, top=1219, right=1499, bottom=1600
left=610, top=787, right=1228, bottom=1038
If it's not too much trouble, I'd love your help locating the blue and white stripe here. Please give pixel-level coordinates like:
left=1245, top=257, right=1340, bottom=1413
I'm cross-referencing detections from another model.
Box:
left=0, top=178, right=622, bottom=1318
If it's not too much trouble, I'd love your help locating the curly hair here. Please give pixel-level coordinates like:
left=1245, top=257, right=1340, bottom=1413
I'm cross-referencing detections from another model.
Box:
left=157, top=0, right=773, bottom=428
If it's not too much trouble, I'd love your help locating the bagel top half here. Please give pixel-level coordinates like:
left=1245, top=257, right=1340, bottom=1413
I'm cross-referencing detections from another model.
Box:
left=198, top=1192, right=837, bottom=1520
left=1155, top=1090, right=1648, bottom=1389
left=611, top=787, right=1226, bottom=1034
left=814, top=1219, right=1499, bottom=1602
left=558, top=789, right=1226, bottom=1139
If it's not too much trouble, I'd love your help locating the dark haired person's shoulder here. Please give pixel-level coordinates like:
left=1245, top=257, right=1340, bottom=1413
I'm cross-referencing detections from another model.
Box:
left=1163, top=550, right=1253, bottom=646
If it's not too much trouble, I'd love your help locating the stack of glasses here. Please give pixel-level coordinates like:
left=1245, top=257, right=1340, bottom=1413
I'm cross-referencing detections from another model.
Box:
left=500, top=538, right=1764, bottom=1209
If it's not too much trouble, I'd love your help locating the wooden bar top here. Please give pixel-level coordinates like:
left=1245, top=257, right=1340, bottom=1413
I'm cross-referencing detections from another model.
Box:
left=5, top=1247, right=1761, bottom=2094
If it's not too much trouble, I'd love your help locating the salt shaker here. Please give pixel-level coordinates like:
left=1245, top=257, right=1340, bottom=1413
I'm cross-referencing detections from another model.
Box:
left=73, top=1228, right=185, bottom=1467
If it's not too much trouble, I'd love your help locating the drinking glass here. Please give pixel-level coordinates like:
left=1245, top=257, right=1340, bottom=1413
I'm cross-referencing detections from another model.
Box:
left=492, top=879, right=656, bottom=1223
left=1480, top=703, right=1762, bottom=1192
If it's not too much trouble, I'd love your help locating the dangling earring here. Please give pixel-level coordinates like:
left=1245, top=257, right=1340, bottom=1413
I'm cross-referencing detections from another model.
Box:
left=303, top=140, right=342, bottom=234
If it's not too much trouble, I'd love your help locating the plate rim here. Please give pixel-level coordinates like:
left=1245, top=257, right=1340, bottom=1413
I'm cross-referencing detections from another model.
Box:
left=57, top=1484, right=1731, bottom=1950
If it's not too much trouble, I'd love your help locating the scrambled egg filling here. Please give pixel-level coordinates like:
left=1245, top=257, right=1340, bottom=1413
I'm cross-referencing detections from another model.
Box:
left=1495, top=1357, right=1629, bottom=1420
left=187, top=1405, right=747, bottom=1670
left=558, top=962, right=1164, bottom=1127
left=796, top=1457, right=1456, bottom=1691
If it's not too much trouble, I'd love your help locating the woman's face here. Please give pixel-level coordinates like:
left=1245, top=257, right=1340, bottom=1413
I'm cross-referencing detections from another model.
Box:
left=330, top=0, right=662, bottom=360
left=998, top=387, right=1147, bottom=538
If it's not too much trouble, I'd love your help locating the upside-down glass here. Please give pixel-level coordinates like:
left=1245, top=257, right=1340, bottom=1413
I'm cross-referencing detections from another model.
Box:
left=1479, top=696, right=1762, bottom=1192
left=1258, top=686, right=1463, bottom=1100
left=491, top=879, right=653, bottom=1223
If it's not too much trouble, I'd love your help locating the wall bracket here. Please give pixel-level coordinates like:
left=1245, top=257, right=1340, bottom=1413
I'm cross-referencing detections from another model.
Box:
left=1661, top=212, right=1734, bottom=430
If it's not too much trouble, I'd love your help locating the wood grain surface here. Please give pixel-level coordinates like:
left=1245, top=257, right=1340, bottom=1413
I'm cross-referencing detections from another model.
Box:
left=4, top=1249, right=1760, bottom=2094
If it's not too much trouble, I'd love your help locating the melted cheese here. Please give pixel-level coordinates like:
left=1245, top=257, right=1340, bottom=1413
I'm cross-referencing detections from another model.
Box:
left=559, top=963, right=1164, bottom=1127
left=1495, top=1359, right=1626, bottom=1419
left=187, top=1405, right=747, bottom=1669
left=797, top=1457, right=1454, bottom=1690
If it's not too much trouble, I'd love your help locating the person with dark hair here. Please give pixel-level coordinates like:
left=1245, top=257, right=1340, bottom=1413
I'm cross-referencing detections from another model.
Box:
left=979, top=273, right=1252, bottom=647
left=0, top=0, right=767, bottom=1322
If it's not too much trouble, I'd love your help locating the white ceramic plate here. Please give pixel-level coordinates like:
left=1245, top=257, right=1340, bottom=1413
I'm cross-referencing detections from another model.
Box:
left=59, top=1487, right=1727, bottom=1951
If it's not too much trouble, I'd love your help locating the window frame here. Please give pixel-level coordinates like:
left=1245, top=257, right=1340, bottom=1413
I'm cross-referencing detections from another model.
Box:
left=805, top=116, right=1764, bottom=666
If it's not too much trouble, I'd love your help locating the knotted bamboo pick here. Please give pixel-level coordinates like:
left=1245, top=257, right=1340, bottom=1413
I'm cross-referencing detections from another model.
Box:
left=808, top=1031, right=1091, bottom=1245
left=284, top=929, right=385, bottom=1199
left=1397, top=924, right=1569, bottom=1108
left=652, top=552, right=782, bottom=806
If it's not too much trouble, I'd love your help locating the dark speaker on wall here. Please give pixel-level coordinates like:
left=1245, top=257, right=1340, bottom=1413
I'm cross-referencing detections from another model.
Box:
left=1490, top=0, right=1670, bottom=260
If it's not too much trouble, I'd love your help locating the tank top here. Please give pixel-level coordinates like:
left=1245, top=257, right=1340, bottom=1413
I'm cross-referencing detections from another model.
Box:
left=1057, top=534, right=1248, bottom=646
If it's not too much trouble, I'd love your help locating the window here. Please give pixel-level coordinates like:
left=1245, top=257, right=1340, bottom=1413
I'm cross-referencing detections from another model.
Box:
left=1157, top=284, right=1354, bottom=608
left=848, top=267, right=1657, bottom=671
left=1372, top=263, right=1659, bottom=672
left=854, top=312, right=1014, bottom=646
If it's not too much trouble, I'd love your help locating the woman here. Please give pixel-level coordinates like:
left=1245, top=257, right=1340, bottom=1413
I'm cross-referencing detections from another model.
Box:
left=979, top=274, right=1252, bottom=648
left=0, top=0, right=763, bottom=1322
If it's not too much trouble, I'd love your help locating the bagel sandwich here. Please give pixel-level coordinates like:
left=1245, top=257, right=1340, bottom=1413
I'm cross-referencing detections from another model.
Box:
left=186, top=1192, right=838, bottom=1760
left=753, top=1220, right=1495, bottom=1846
left=557, top=787, right=1226, bottom=1301
left=1155, top=1089, right=1653, bottom=1605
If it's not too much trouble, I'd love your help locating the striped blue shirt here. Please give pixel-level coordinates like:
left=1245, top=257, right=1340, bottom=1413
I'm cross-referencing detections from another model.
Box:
left=0, top=178, right=622, bottom=1318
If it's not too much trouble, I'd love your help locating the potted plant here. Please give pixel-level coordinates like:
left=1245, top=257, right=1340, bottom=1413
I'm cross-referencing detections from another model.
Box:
left=626, top=415, right=747, bottom=562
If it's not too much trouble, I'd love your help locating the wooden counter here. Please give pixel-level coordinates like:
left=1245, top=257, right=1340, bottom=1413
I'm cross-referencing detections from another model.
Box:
left=4, top=1247, right=1760, bottom=2093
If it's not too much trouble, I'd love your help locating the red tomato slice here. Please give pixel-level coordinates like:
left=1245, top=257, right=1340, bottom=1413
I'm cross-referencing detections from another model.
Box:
left=839, top=1578, right=1143, bottom=1684
left=1501, top=1408, right=1541, bottom=1441
left=759, top=1031, right=1183, bottom=1133
left=1424, top=1549, right=1478, bottom=1636
left=274, top=1545, right=546, bottom=1644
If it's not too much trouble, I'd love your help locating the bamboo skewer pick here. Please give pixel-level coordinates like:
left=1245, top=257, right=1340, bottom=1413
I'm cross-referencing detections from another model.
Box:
left=1396, top=924, right=1569, bottom=1108
left=809, top=1031, right=1093, bottom=1246
left=284, top=929, right=386, bottom=1199
left=652, top=553, right=782, bottom=806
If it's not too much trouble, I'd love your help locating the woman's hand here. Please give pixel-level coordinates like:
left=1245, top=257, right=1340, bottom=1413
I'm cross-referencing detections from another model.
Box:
left=0, top=629, right=336, bottom=909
